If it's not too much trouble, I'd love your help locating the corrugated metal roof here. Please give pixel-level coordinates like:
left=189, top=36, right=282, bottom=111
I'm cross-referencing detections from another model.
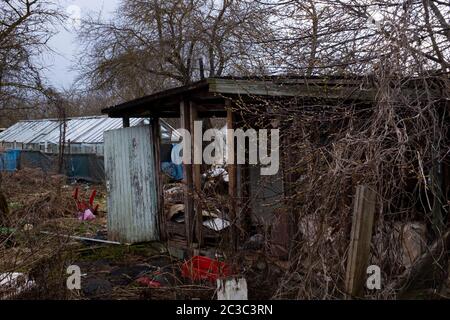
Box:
left=0, top=120, right=60, bottom=144
left=0, top=116, right=176, bottom=144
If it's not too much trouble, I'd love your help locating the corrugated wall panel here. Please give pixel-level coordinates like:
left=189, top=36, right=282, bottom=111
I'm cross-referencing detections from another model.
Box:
left=104, top=125, right=159, bottom=243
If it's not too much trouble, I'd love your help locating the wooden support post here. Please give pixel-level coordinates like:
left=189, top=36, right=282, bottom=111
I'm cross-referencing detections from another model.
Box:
left=431, top=159, right=444, bottom=237
left=180, top=101, right=194, bottom=248
left=240, top=162, right=251, bottom=239
left=345, top=185, right=377, bottom=298
left=151, top=117, right=166, bottom=241
left=227, top=106, right=238, bottom=250
left=190, top=102, right=203, bottom=246
left=281, top=127, right=296, bottom=250
left=123, top=117, right=130, bottom=128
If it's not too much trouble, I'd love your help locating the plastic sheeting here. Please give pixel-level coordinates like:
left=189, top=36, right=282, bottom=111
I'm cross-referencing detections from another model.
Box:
left=19, top=150, right=54, bottom=173
left=0, top=150, right=105, bottom=183
left=0, top=148, right=181, bottom=183
left=65, top=154, right=105, bottom=182
left=161, top=143, right=183, bottom=181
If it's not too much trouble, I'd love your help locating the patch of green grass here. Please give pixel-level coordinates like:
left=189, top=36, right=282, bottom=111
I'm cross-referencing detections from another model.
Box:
left=128, top=242, right=166, bottom=257
left=72, top=221, right=102, bottom=237
left=0, top=227, right=16, bottom=235
left=8, top=202, right=23, bottom=210
left=77, top=245, right=129, bottom=262
left=77, top=242, right=166, bottom=262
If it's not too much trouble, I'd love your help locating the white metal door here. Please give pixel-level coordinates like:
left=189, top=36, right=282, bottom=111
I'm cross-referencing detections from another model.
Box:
left=104, top=125, right=159, bottom=243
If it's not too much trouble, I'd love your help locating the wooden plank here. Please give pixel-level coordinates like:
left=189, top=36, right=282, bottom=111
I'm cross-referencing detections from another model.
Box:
left=190, top=102, right=203, bottom=246
left=227, top=105, right=238, bottom=250
left=180, top=101, right=194, bottom=247
left=207, top=78, right=377, bottom=101
left=345, top=185, right=377, bottom=298
left=151, top=117, right=166, bottom=241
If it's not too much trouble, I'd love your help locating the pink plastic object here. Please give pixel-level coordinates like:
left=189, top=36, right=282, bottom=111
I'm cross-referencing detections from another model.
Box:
left=78, top=209, right=96, bottom=221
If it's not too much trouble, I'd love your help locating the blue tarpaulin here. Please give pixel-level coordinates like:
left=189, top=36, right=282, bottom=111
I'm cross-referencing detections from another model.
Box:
left=0, top=149, right=20, bottom=172
left=161, top=143, right=183, bottom=181
left=161, top=161, right=183, bottom=181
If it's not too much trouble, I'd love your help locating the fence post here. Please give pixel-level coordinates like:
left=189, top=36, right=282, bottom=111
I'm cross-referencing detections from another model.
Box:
left=345, top=185, right=377, bottom=298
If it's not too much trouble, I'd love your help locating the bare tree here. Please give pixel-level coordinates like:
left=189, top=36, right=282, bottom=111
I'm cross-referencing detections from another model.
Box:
left=77, top=0, right=271, bottom=99
left=261, top=0, right=449, bottom=76
left=0, top=0, right=63, bottom=224
left=0, top=0, right=62, bottom=117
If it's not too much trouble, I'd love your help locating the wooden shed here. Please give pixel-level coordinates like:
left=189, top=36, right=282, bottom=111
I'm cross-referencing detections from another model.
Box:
left=102, top=76, right=378, bottom=252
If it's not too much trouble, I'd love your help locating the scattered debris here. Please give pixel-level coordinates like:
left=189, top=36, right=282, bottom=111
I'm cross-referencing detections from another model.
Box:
left=164, top=184, right=183, bottom=204
left=73, top=187, right=98, bottom=220
left=203, top=167, right=228, bottom=183
left=217, top=278, right=248, bottom=300
left=202, top=218, right=230, bottom=231
left=23, top=224, right=33, bottom=231
left=201, top=210, right=219, bottom=219
left=0, top=273, right=36, bottom=300
left=168, top=204, right=185, bottom=223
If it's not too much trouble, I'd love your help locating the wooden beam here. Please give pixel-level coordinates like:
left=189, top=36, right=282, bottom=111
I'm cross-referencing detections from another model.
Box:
left=198, top=111, right=228, bottom=118
left=227, top=104, right=238, bottom=250
left=345, top=185, right=377, bottom=298
left=151, top=117, right=166, bottom=241
left=190, top=102, right=203, bottom=247
left=207, top=78, right=377, bottom=101
left=180, top=101, right=194, bottom=247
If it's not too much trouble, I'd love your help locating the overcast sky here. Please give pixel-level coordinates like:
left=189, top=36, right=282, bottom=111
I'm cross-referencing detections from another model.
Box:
left=43, top=0, right=120, bottom=90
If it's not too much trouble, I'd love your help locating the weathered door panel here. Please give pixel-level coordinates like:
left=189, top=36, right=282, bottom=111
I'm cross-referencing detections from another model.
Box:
left=104, top=125, right=158, bottom=243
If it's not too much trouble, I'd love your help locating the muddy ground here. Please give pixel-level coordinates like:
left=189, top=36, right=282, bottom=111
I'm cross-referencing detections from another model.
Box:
left=0, top=169, right=282, bottom=300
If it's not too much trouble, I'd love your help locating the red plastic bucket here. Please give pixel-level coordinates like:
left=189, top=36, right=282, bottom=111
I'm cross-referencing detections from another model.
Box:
left=181, top=256, right=231, bottom=282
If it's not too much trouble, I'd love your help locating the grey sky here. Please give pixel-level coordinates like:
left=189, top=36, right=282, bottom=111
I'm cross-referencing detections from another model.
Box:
left=43, top=0, right=120, bottom=90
